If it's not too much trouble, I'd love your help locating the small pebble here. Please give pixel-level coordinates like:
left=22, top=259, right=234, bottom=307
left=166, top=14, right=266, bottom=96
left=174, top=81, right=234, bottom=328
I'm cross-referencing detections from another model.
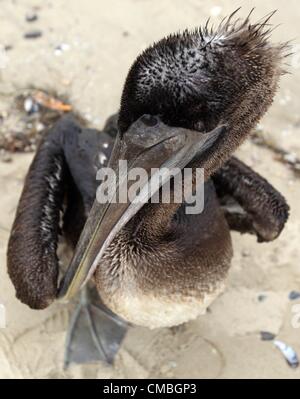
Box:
left=260, top=331, right=276, bottom=341
left=24, top=97, right=33, bottom=113
left=289, top=291, right=300, bottom=301
left=258, top=294, right=267, bottom=302
left=274, top=340, right=299, bottom=368
left=242, top=249, right=250, bottom=257
left=54, top=43, right=71, bottom=56
left=283, top=152, right=298, bottom=164
left=24, top=97, right=39, bottom=114
left=168, top=361, right=177, bottom=368
left=26, top=12, right=38, bottom=22
left=99, top=153, right=107, bottom=165
left=35, top=122, right=45, bottom=132
left=24, top=30, right=43, bottom=39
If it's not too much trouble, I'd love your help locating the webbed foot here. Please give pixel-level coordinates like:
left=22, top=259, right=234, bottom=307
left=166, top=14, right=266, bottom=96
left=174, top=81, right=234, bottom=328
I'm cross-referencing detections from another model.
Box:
left=64, top=287, right=128, bottom=367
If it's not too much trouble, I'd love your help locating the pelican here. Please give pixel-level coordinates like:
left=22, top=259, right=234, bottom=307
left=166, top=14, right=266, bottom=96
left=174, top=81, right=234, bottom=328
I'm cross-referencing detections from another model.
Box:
left=7, top=11, right=289, bottom=365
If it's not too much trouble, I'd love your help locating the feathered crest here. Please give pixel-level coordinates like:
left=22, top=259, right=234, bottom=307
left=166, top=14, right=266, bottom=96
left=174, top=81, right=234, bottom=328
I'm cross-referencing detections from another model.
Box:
left=147, top=8, right=290, bottom=63
left=119, top=9, right=290, bottom=133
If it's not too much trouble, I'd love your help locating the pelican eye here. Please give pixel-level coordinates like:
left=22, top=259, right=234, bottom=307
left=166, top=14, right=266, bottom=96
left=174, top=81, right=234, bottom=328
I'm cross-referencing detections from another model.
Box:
left=140, top=114, right=159, bottom=127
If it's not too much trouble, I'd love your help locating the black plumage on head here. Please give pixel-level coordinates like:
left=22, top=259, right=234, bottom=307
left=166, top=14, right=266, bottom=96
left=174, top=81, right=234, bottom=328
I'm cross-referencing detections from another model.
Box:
left=119, top=9, right=288, bottom=138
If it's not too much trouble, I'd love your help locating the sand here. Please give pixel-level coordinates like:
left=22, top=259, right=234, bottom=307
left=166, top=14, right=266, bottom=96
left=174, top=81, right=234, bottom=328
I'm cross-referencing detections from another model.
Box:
left=0, top=0, right=300, bottom=379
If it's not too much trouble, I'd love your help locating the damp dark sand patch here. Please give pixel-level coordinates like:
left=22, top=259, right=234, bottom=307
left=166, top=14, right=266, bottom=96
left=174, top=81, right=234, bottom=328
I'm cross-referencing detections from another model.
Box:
left=0, top=88, right=86, bottom=159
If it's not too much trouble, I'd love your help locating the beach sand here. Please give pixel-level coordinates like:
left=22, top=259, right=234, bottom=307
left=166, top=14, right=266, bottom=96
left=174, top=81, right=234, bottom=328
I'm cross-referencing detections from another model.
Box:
left=0, top=0, right=300, bottom=379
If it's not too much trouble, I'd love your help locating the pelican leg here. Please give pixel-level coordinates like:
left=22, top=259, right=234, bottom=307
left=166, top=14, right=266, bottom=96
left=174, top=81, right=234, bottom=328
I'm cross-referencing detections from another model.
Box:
left=213, top=156, right=289, bottom=242
left=64, top=286, right=128, bottom=367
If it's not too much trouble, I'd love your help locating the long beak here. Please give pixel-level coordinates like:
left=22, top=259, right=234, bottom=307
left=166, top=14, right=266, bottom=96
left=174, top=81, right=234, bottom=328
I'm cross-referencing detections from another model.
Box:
left=58, top=115, right=225, bottom=300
